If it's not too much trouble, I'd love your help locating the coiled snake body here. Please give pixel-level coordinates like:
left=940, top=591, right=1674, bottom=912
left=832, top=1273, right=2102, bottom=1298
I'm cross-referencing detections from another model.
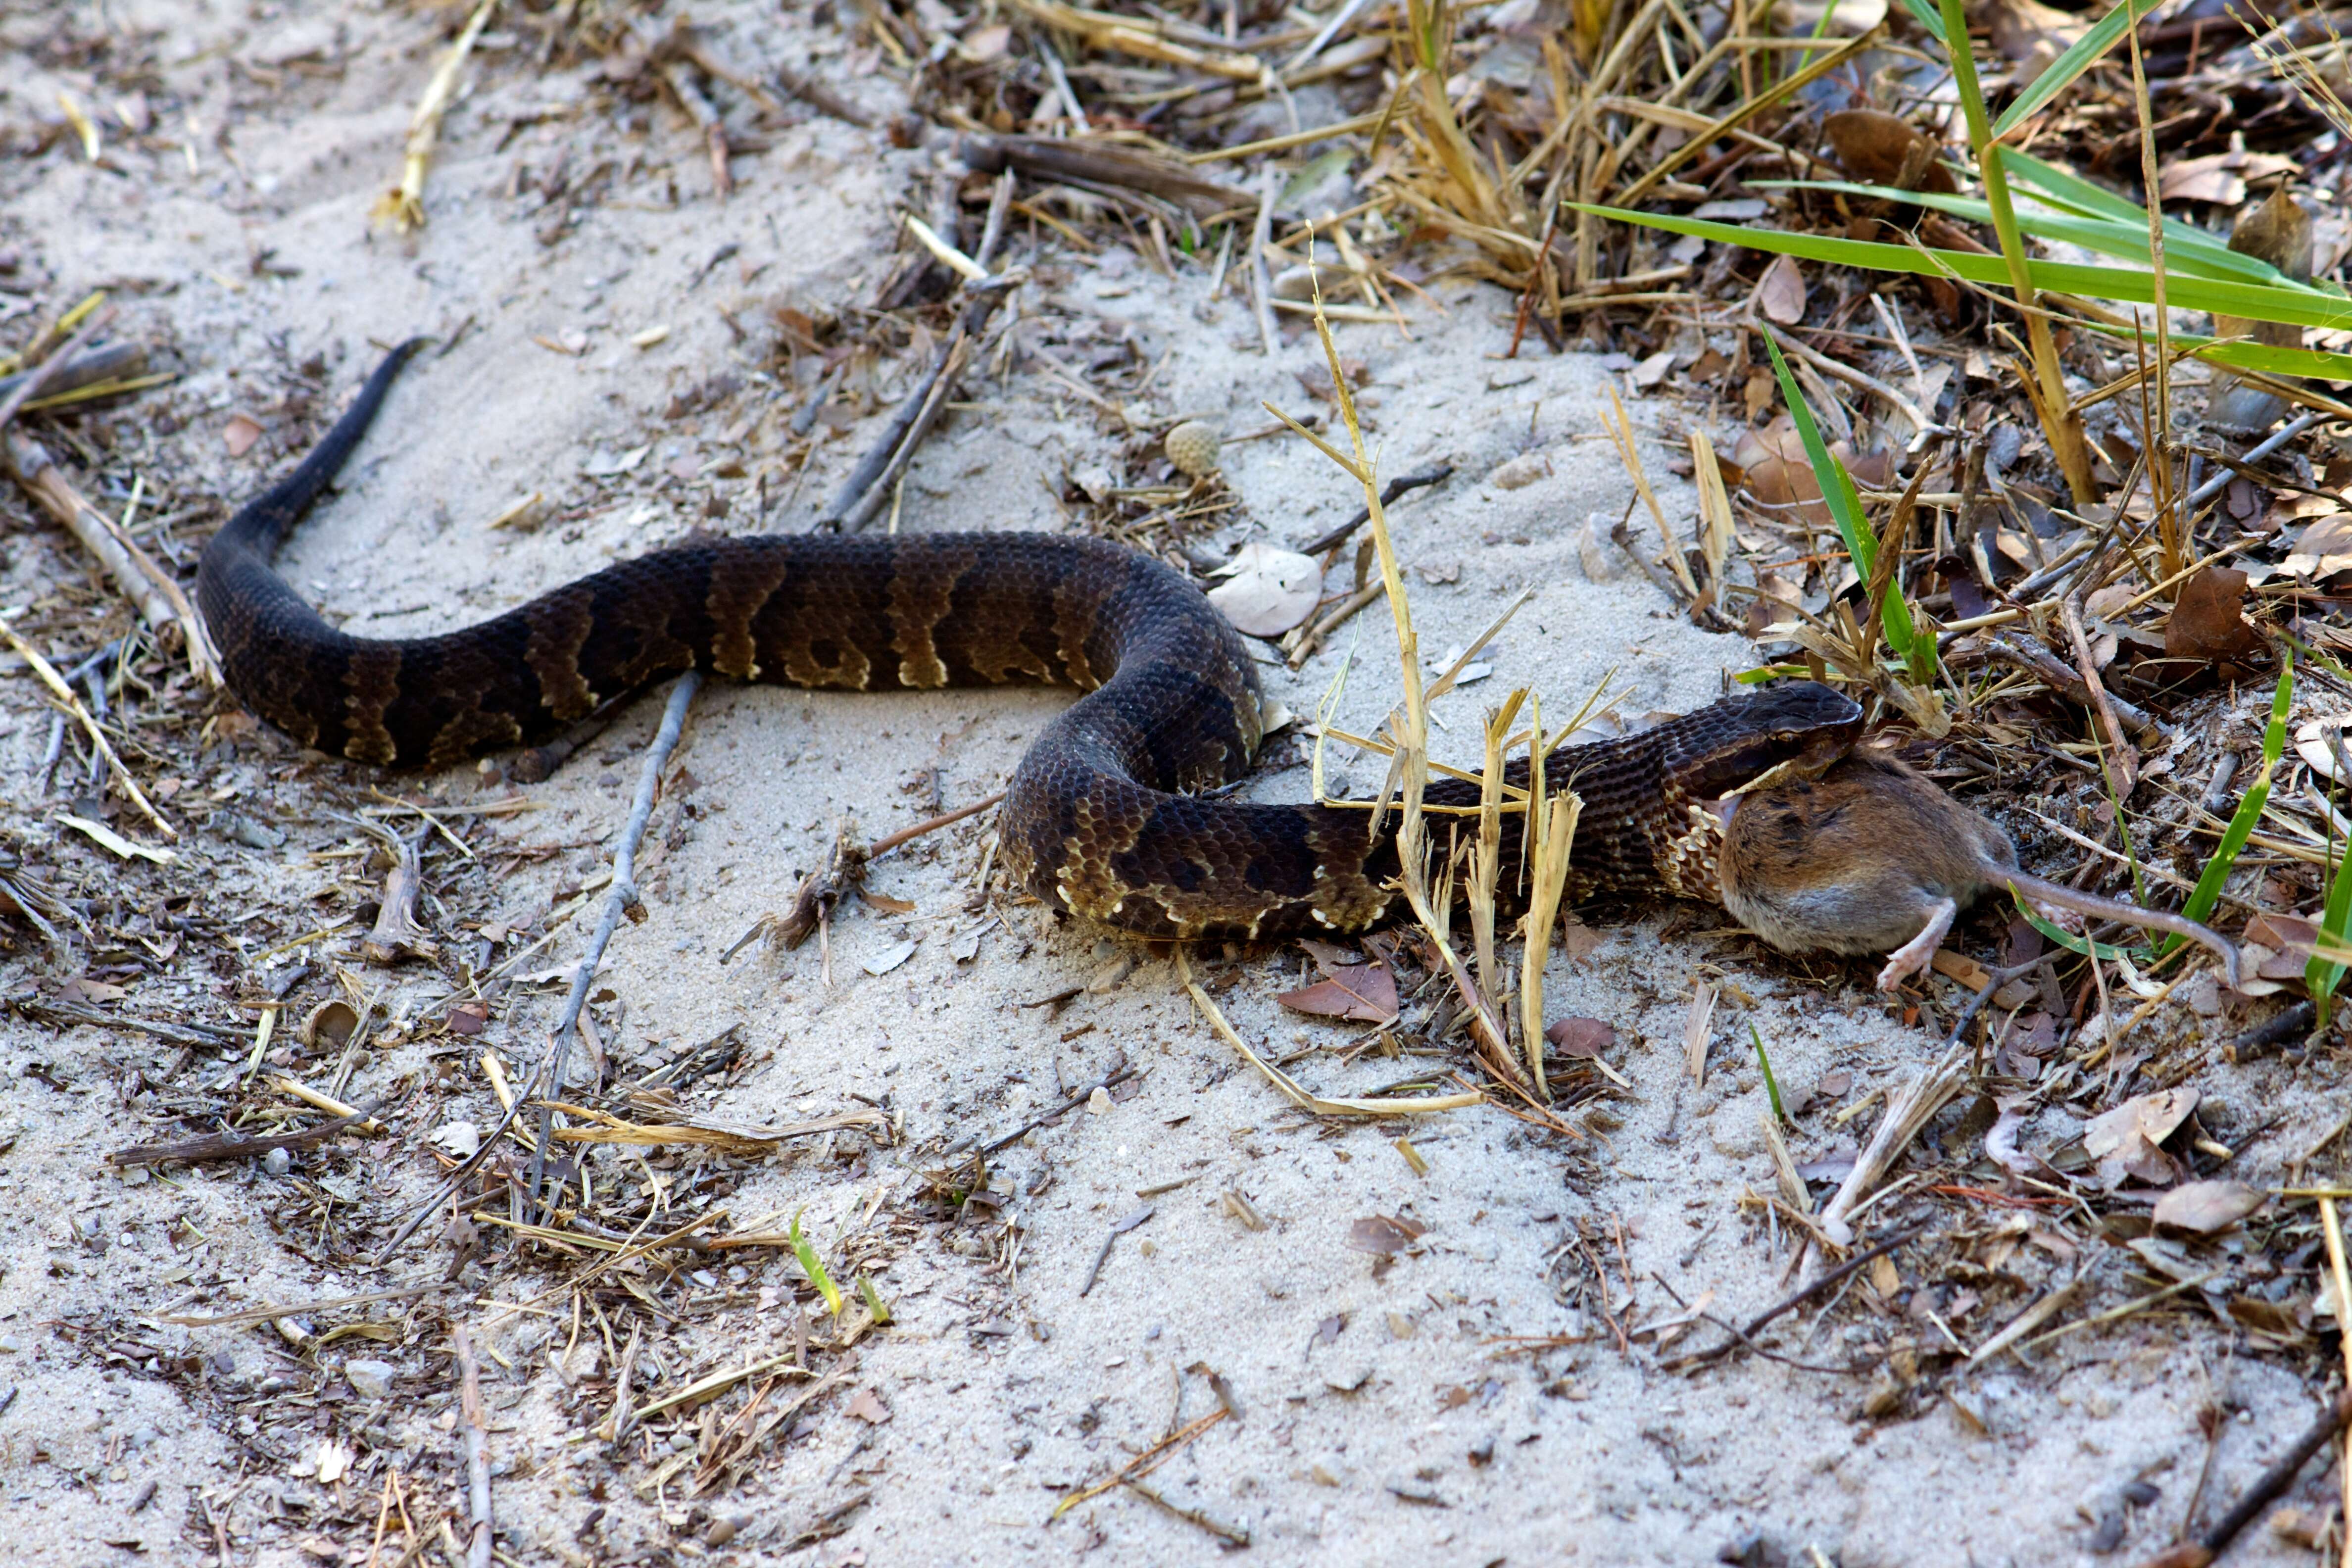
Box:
left=199, top=344, right=1863, bottom=939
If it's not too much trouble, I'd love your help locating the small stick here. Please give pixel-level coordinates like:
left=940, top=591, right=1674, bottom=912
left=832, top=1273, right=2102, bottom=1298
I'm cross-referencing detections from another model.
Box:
left=1053, top=1408, right=1229, bottom=1518
left=1666, top=1220, right=1931, bottom=1370
left=451, top=1326, right=494, bottom=1568
left=1121, top=1479, right=1251, bottom=1548
left=1297, top=463, right=1455, bottom=554
left=0, top=340, right=147, bottom=412
left=0, top=616, right=174, bottom=836
left=774, top=61, right=876, bottom=127
left=656, top=56, right=732, bottom=199
left=528, top=672, right=701, bottom=1215
left=2061, top=594, right=2139, bottom=798
left=1250, top=168, right=1278, bottom=356
left=2133, top=1394, right=2352, bottom=1568
left=1078, top=1204, right=1155, bottom=1296
left=353, top=819, right=436, bottom=964
left=867, top=789, right=1005, bottom=859
left=0, top=302, right=116, bottom=433
left=107, top=1102, right=381, bottom=1168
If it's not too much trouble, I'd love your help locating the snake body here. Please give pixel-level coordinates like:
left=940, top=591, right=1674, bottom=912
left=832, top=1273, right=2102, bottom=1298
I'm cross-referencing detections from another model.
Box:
left=198, top=343, right=1864, bottom=940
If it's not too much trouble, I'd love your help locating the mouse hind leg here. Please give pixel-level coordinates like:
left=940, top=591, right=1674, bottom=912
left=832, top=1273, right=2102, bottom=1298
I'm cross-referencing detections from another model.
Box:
left=1874, top=896, right=1958, bottom=991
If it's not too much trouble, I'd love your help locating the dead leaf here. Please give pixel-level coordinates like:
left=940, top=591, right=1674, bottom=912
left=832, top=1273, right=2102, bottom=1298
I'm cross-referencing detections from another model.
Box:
left=2153, top=1179, right=2265, bottom=1234
left=1558, top=917, right=1605, bottom=965
left=1544, top=1017, right=1617, bottom=1058
left=223, top=412, right=265, bottom=457
left=2280, top=512, right=2352, bottom=578
left=2164, top=566, right=2262, bottom=665
left=1822, top=109, right=1958, bottom=195
left=57, top=974, right=128, bottom=1006
left=844, top=1388, right=892, bottom=1424
left=2082, top=1088, right=2197, bottom=1188
left=2161, top=150, right=2299, bottom=207
left=1278, top=965, right=1398, bottom=1024
left=1986, top=0, right=2085, bottom=73
left=1206, top=542, right=1322, bottom=637
left=2294, top=716, right=2352, bottom=782
left=1757, top=254, right=1807, bottom=325
left=443, top=1001, right=489, bottom=1037
left=1347, top=1214, right=1426, bottom=1254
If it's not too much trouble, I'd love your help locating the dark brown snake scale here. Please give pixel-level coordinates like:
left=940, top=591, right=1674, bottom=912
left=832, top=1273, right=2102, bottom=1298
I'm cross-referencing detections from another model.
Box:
left=198, top=343, right=1865, bottom=941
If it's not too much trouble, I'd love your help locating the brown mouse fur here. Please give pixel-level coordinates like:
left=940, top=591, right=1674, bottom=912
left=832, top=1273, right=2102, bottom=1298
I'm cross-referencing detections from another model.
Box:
left=1718, top=751, right=2242, bottom=990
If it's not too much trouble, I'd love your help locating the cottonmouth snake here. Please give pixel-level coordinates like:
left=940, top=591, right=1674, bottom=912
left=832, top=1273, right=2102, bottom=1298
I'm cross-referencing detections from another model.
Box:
left=198, top=343, right=1863, bottom=940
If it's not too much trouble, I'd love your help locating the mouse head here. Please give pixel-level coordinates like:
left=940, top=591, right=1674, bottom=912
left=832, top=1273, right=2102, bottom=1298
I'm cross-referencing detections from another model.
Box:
left=1671, top=681, right=1864, bottom=806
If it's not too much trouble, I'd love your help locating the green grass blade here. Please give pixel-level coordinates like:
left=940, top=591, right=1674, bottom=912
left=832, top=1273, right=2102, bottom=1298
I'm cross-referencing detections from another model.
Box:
left=2169, top=659, right=2291, bottom=950
left=1895, top=0, right=1947, bottom=42
left=1750, top=1023, right=1786, bottom=1122
left=788, top=1209, right=845, bottom=1317
left=1759, top=329, right=1920, bottom=666
left=1568, top=204, right=2352, bottom=331
left=1992, top=0, right=2171, bottom=137
left=1997, top=149, right=2342, bottom=290
left=2307, top=830, right=2352, bottom=1025
left=1747, top=179, right=2301, bottom=288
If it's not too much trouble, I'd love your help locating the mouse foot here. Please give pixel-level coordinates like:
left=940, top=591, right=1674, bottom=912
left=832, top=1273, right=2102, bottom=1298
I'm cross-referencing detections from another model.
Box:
left=1874, top=897, right=1958, bottom=991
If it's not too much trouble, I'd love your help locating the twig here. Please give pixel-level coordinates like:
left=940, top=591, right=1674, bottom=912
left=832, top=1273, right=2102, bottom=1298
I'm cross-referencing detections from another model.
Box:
left=2230, top=1000, right=2316, bottom=1060
left=1796, top=1039, right=1970, bottom=1282
left=107, top=1102, right=381, bottom=1169
left=820, top=176, right=1019, bottom=532
left=0, top=616, right=175, bottom=836
left=1078, top=1204, right=1155, bottom=1296
left=1052, top=1408, right=1229, bottom=1518
left=528, top=672, right=701, bottom=1215
left=2, top=430, right=215, bottom=681
left=450, top=1325, right=494, bottom=1568
left=2133, top=1394, right=2352, bottom=1568
left=2061, top=593, right=2139, bottom=798
left=867, top=790, right=1005, bottom=859
left=374, top=0, right=496, bottom=232
left=1121, top=1479, right=1251, bottom=1548
left=1665, top=1220, right=1931, bottom=1369
left=774, top=62, right=876, bottom=127
left=353, top=819, right=436, bottom=964
left=0, top=340, right=147, bottom=413
left=0, top=302, right=115, bottom=433
left=1250, top=167, right=1278, bottom=355
left=1297, top=463, right=1455, bottom=554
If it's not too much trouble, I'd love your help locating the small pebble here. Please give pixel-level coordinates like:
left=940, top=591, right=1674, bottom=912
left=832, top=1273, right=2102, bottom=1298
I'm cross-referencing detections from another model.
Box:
left=261, top=1147, right=292, bottom=1177
left=1086, top=1087, right=1112, bottom=1115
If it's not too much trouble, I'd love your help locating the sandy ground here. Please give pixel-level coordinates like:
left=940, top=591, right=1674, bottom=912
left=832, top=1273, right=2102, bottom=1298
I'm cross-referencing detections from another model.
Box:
left=0, top=3, right=2343, bottom=1566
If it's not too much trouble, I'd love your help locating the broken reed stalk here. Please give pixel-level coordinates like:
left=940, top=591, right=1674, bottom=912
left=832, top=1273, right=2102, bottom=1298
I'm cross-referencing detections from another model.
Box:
left=1797, top=1037, right=1970, bottom=1281
left=1470, top=692, right=1527, bottom=1009
left=375, top=0, right=496, bottom=232
left=1936, top=0, right=2094, bottom=505
left=1517, top=713, right=1580, bottom=1101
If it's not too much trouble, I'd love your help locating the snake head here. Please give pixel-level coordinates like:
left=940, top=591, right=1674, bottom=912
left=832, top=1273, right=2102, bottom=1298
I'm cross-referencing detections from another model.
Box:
left=1677, top=681, right=1864, bottom=805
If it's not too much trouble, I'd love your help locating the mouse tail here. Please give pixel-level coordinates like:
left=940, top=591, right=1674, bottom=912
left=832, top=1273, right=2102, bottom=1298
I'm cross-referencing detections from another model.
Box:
left=2003, top=870, right=2243, bottom=989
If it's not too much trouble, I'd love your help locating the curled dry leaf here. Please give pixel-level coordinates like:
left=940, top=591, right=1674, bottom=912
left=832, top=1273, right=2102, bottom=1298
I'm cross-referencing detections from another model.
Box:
left=2294, top=716, right=2352, bottom=782
left=2152, top=1179, right=2265, bottom=1235
left=1347, top=1213, right=1427, bottom=1255
left=1985, top=0, right=2086, bottom=73
left=1544, top=1016, right=1617, bottom=1058
left=301, top=999, right=359, bottom=1050
left=2082, top=1088, right=2197, bottom=1189
left=2279, top=511, right=2352, bottom=578
left=2163, top=566, right=2263, bottom=666
left=1277, top=964, right=1399, bottom=1024
left=1206, top=541, right=1322, bottom=637
left=1822, top=109, right=1957, bottom=195
left=1757, top=254, right=1807, bottom=326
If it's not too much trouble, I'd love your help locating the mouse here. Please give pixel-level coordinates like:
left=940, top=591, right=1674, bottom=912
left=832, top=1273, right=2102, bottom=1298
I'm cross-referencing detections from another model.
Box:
left=1715, top=750, right=2243, bottom=991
